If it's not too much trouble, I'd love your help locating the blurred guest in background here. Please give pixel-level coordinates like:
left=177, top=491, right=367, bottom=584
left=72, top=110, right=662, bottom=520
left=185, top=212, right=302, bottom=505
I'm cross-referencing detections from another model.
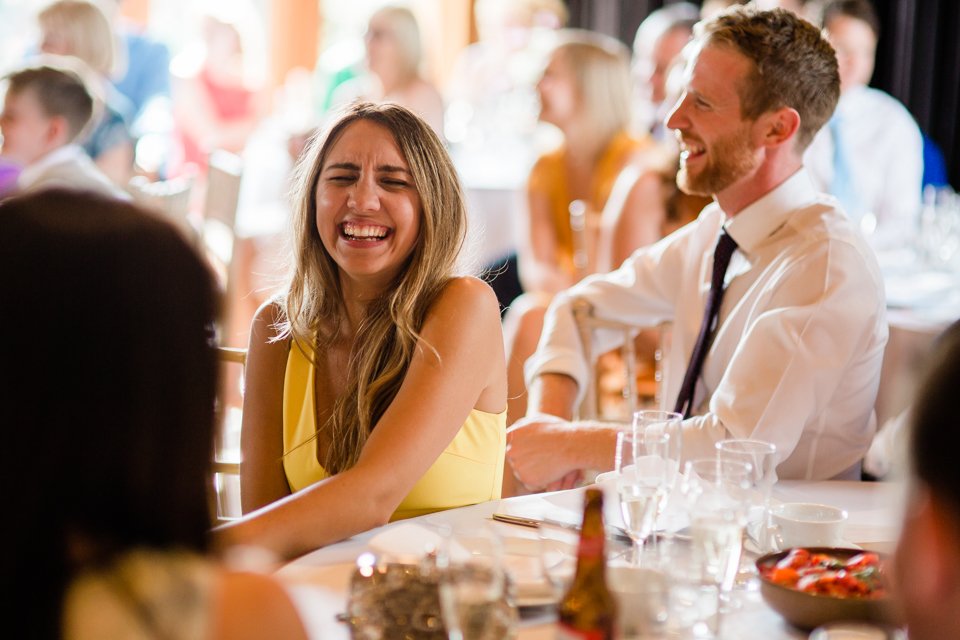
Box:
left=504, top=32, right=657, bottom=426
left=0, top=62, right=127, bottom=199
left=803, top=0, right=923, bottom=249
left=700, top=0, right=750, bottom=20
left=171, top=4, right=268, bottom=174
left=445, top=0, right=569, bottom=317
left=0, top=190, right=308, bottom=640
left=630, top=2, right=699, bottom=141
left=446, top=0, right=567, bottom=144
left=101, top=0, right=175, bottom=177
left=329, top=6, right=444, bottom=137
left=755, top=0, right=824, bottom=22
left=37, top=0, right=134, bottom=187
left=222, top=103, right=507, bottom=558
left=894, top=320, right=960, bottom=640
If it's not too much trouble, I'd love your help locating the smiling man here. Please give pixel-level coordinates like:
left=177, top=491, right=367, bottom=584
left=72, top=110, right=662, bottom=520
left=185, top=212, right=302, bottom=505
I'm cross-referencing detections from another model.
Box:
left=506, top=7, right=887, bottom=489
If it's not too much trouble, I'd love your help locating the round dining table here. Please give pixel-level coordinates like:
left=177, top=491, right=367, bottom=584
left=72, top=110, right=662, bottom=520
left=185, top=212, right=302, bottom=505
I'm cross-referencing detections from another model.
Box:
left=275, top=479, right=902, bottom=639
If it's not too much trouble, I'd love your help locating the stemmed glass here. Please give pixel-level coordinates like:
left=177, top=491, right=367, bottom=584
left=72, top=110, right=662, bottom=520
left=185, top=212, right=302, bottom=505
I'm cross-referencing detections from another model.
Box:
left=617, top=430, right=670, bottom=565
left=635, top=410, right=683, bottom=540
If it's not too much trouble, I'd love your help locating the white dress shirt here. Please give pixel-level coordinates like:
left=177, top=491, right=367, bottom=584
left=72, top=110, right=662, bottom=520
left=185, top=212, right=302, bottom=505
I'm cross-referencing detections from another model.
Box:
left=804, top=86, right=923, bottom=249
left=526, top=169, right=888, bottom=480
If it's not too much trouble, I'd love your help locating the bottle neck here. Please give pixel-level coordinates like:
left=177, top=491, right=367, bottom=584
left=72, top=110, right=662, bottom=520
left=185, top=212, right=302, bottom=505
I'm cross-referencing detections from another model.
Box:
left=575, top=495, right=607, bottom=576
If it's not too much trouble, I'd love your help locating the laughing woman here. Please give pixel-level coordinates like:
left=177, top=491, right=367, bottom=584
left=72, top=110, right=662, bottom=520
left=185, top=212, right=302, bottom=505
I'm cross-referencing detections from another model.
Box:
left=219, top=102, right=507, bottom=559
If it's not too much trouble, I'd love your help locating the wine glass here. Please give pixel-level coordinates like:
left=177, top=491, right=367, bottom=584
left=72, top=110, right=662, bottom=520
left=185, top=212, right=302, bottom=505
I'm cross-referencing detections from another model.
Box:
left=617, top=431, right=669, bottom=565
left=437, top=525, right=514, bottom=640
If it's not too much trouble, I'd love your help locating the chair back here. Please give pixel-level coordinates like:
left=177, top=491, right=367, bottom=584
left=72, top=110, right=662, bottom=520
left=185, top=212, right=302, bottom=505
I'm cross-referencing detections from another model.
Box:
left=211, top=346, right=246, bottom=523
left=571, top=297, right=669, bottom=421
left=202, top=150, right=244, bottom=266
left=126, top=173, right=196, bottom=239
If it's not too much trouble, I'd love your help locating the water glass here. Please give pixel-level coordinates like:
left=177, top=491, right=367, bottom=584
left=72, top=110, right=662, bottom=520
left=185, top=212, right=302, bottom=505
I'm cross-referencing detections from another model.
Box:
left=437, top=525, right=513, bottom=640
left=537, top=521, right=579, bottom=598
left=715, top=439, right=778, bottom=551
left=634, top=410, right=683, bottom=474
left=682, top=459, right=752, bottom=594
left=607, top=561, right=669, bottom=639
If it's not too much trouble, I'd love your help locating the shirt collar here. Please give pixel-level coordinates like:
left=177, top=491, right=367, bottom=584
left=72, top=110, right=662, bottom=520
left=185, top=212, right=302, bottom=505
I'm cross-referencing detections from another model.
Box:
left=722, top=168, right=818, bottom=255
left=18, top=144, right=86, bottom=189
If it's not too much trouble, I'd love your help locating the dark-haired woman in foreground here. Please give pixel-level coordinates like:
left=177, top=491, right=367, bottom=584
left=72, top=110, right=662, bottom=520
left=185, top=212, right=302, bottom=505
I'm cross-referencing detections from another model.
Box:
left=0, top=189, right=307, bottom=639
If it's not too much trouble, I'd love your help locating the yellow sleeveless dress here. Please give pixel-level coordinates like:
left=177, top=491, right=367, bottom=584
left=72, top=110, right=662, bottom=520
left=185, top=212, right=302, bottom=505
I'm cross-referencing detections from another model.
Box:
left=281, top=341, right=506, bottom=520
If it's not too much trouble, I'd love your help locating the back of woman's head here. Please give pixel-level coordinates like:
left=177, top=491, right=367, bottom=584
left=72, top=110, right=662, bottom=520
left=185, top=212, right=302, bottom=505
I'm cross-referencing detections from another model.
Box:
left=0, top=189, right=219, bottom=635
left=552, top=31, right=633, bottom=142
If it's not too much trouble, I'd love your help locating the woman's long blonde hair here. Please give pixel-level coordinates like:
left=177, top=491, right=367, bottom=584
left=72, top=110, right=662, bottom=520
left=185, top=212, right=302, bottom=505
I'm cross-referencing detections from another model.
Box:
left=282, top=101, right=467, bottom=474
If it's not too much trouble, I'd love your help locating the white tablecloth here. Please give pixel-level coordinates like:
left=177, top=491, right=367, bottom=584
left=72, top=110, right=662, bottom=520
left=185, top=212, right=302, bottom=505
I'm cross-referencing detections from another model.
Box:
left=276, top=480, right=902, bottom=639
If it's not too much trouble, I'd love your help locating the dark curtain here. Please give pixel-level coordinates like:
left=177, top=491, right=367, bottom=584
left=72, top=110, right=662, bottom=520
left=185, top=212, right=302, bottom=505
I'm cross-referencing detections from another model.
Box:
left=567, top=0, right=960, bottom=189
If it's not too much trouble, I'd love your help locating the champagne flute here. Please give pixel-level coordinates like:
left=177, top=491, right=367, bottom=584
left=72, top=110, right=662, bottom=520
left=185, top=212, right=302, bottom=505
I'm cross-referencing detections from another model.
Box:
left=618, top=431, right=669, bottom=565
left=634, top=410, right=683, bottom=541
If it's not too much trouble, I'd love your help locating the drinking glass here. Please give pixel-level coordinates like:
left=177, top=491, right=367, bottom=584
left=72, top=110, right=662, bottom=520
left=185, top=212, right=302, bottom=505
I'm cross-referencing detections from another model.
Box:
left=437, top=525, right=513, bottom=640
left=634, top=410, right=683, bottom=474
left=682, top=458, right=752, bottom=595
left=537, top=521, right=579, bottom=599
left=617, top=432, right=670, bottom=565
left=715, top=439, right=778, bottom=552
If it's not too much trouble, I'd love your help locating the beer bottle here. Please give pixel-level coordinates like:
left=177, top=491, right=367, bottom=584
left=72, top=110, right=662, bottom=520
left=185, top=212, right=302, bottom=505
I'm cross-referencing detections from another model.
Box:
left=557, top=487, right=617, bottom=639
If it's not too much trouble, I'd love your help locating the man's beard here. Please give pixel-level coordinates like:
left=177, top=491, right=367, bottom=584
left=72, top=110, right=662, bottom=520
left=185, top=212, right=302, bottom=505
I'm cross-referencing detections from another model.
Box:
left=677, top=126, right=758, bottom=197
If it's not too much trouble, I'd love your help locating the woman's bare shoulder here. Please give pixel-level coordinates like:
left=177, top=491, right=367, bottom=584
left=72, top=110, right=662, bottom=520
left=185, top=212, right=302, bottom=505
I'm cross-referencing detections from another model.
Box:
left=432, top=276, right=500, bottom=317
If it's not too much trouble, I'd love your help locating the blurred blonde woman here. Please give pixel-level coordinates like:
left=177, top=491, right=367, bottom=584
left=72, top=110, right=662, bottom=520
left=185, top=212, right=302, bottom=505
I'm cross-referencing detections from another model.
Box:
left=170, top=4, right=269, bottom=173
left=37, top=0, right=134, bottom=186
left=331, top=6, right=444, bottom=136
left=504, top=32, right=660, bottom=429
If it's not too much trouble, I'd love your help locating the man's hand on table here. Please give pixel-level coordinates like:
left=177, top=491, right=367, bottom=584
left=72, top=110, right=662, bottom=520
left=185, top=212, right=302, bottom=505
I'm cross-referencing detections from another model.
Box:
left=506, top=414, right=585, bottom=492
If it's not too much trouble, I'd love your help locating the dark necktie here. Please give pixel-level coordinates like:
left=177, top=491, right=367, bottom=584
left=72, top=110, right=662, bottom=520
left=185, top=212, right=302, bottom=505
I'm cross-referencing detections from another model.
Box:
left=673, top=230, right=738, bottom=418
